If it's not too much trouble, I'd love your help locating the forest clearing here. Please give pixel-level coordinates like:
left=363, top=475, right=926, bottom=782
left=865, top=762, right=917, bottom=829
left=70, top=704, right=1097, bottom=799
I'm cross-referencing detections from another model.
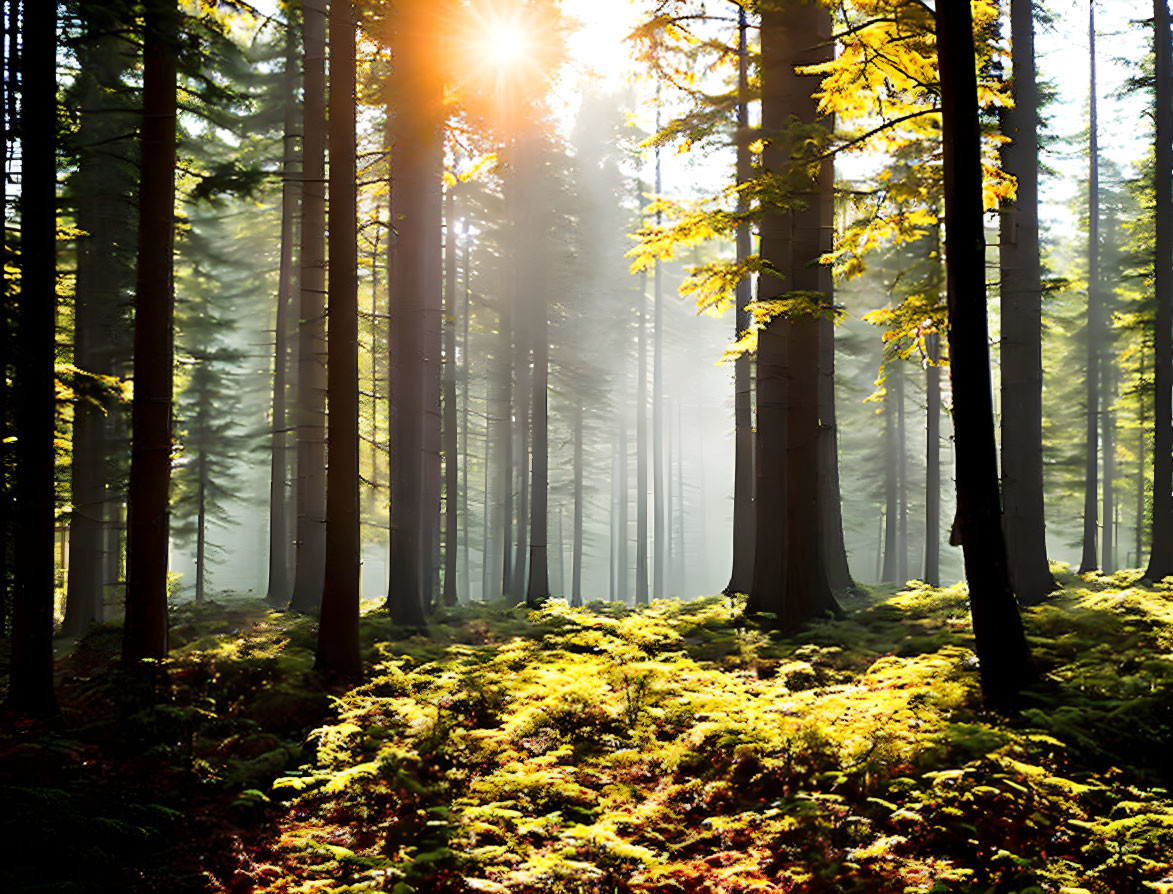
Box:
left=4, top=0, right=1173, bottom=889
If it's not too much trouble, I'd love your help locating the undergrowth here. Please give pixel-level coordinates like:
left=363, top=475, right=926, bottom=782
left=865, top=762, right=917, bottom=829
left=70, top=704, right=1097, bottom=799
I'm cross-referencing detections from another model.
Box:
left=3, top=572, right=1173, bottom=893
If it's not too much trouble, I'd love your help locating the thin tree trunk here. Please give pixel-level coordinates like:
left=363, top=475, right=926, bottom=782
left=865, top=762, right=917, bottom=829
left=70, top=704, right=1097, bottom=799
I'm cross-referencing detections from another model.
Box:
left=936, top=0, right=1034, bottom=709
left=122, top=0, right=178, bottom=667
left=1138, top=345, right=1146, bottom=566
left=653, top=127, right=665, bottom=602
left=195, top=449, right=207, bottom=604
left=572, top=402, right=584, bottom=608
left=881, top=362, right=899, bottom=583
left=925, top=333, right=941, bottom=586
left=896, top=357, right=909, bottom=582
left=442, top=185, right=458, bottom=606
left=1080, top=3, right=1101, bottom=574
left=8, top=0, right=58, bottom=713
left=636, top=267, right=649, bottom=605
left=317, top=0, right=362, bottom=680
left=618, top=389, right=629, bottom=603
left=267, top=11, right=300, bottom=607
left=460, top=217, right=471, bottom=600
left=1145, top=0, right=1173, bottom=579
left=1103, top=346, right=1116, bottom=571
left=526, top=279, right=549, bottom=605
left=675, top=400, right=686, bottom=594
left=999, top=0, right=1054, bottom=602
left=289, top=0, right=328, bottom=613
left=512, top=335, right=530, bottom=599
left=727, top=3, right=754, bottom=597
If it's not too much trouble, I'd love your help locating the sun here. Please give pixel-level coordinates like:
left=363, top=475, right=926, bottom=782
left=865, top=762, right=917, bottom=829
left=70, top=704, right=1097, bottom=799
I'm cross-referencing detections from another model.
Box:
left=485, top=20, right=530, bottom=67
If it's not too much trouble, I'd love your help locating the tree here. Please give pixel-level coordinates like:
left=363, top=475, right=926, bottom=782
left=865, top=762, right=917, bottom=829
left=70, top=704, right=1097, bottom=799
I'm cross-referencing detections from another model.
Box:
left=1145, top=0, right=1173, bottom=580
left=123, top=0, right=179, bottom=666
left=1079, top=2, right=1102, bottom=575
left=747, top=0, right=837, bottom=629
left=289, top=0, right=327, bottom=614
left=316, top=0, right=362, bottom=680
left=7, top=0, right=57, bottom=714
left=267, top=4, right=301, bottom=607
left=998, top=0, right=1054, bottom=602
left=726, top=3, right=754, bottom=597
left=935, top=0, right=1033, bottom=709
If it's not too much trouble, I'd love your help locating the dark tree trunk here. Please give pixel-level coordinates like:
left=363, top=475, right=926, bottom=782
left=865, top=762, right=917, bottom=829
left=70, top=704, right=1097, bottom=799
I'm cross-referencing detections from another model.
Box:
left=1138, top=346, right=1146, bottom=566
left=460, top=217, right=471, bottom=600
left=1103, top=348, right=1116, bottom=572
left=64, top=15, right=134, bottom=635
left=387, top=0, right=441, bottom=626
left=289, top=0, right=327, bottom=613
left=936, top=0, right=1034, bottom=709
left=423, top=172, right=444, bottom=611
left=1146, top=0, right=1173, bottom=579
left=1080, top=4, right=1101, bottom=574
left=195, top=450, right=207, bottom=604
left=925, top=334, right=941, bottom=586
left=267, top=10, right=300, bottom=607
left=525, top=291, right=549, bottom=605
left=7, top=0, right=57, bottom=714
left=122, top=0, right=178, bottom=667
left=511, top=334, right=530, bottom=600
left=316, top=0, right=362, bottom=681
left=572, top=402, right=584, bottom=608
left=818, top=314, right=853, bottom=591
left=998, top=0, right=1054, bottom=602
left=442, top=186, right=458, bottom=606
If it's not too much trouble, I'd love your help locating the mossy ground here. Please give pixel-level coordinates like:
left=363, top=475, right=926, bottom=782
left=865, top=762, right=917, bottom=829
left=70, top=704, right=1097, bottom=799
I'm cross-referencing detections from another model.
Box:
left=2, top=568, right=1172, bottom=893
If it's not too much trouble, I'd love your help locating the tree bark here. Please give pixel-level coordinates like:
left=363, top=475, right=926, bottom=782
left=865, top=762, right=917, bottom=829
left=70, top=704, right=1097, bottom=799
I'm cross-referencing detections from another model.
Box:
left=8, top=0, right=58, bottom=713
left=1145, top=0, right=1173, bottom=579
left=881, top=358, right=899, bottom=583
left=387, top=0, right=441, bottom=626
left=572, top=402, right=584, bottom=607
left=653, top=133, right=665, bottom=602
left=636, top=267, right=649, bottom=606
left=1079, top=3, right=1101, bottom=575
left=998, top=0, right=1054, bottom=602
left=289, top=0, right=328, bottom=613
left=925, top=333, right=941, bottom=586
left=267, top=8, right=300, bottom=607
left=726, top=5, right=754, bottom=598
left=316, top=0, right=362, bottom=680
left=122, top=0, right=178, bottom=667
left=818, top=314, right=854, bottom=591
left=936, top=0, right=1034, bottom=709
left=195, top=449, right=207, bottom=604
left=442, top=185, right=459, bottom=606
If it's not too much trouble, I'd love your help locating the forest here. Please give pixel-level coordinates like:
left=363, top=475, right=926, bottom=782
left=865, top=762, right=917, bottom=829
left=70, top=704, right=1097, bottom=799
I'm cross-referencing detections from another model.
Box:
left=1, top=0, right=1172, bottom=891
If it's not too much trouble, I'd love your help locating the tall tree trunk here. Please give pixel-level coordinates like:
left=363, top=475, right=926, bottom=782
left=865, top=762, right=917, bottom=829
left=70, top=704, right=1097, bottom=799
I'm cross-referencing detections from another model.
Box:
left=653, top=129, right=665, bottom=602
left=442, top=185, right=458, bottom=606
left=500, top=325, right=514, bottom=599
left=512, top=335, right=530, bottom=599
left=881, top=363, right=899, bottom=583
left=526, top=285, right=550, bottom=605
left=387, top=0, right=441, bottom=626
left=289, top=0, right=328, bottom=613
left=896, top=357, right=909, bottom=582
left=818, top=314, right=853, bottom=591
left=572, top=402, right=584, bottom=608
left=936, top=0, right=1034, bottom=709
left=316, top=0, right=362, bottom=680
left=460, top=217, right=471, bottom=600
left=925, top=333, right=941, bottom=586
left=636, top=268, right=650, bottom=605
left=64, top=16, right=133, bottom=635
left=122, top=0, right=177, bottom=667
left=1080, top=3, right=1101, bottom=574
left=1102, top=347, right=1116, bottom=571
left=267, top=9, right=301, bottom=607
left=727, top=4, right=754, bottom=597
left=1146, top=0, right=1173, bottom=579
left=8, top=0, right=57, bottom=713
left=195, top=449, right=207, bottom=604
left=618, top=388, right=629, bottom=604
left=999, top=0, right=1054, bottom=602
left=1138, top=345, right=1146, bottom=566
left=675, top=400, right=686, bottom=593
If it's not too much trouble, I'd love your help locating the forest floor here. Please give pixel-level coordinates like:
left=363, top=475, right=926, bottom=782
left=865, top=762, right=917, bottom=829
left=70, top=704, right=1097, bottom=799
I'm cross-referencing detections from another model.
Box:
left=2, top=568, right=1173, bottom=894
